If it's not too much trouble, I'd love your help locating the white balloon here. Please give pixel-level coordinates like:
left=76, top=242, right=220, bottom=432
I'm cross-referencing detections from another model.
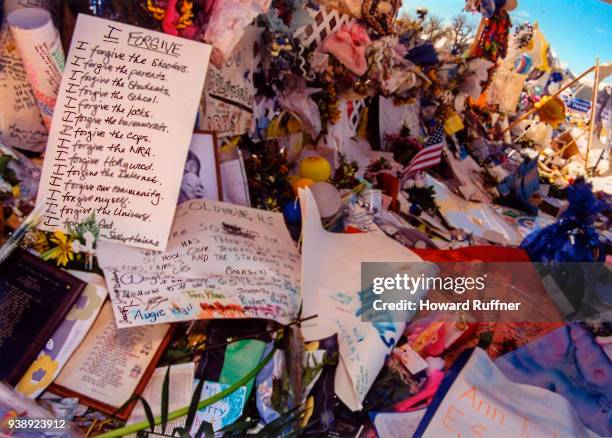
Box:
left=310, top=182, right=342, bottom=218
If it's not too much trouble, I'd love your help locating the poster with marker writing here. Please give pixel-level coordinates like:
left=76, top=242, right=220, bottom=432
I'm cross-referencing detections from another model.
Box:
left=35, top=14, right=212, bottom=251
left=97, top=199, right=301, bottom=328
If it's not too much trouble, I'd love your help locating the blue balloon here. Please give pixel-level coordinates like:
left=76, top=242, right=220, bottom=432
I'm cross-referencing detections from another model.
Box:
left=282, top=200, right=301, bottom=226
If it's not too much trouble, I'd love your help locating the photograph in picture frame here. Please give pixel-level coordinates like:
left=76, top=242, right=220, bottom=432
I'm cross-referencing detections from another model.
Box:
left=178, top=131, right=222, bottom=204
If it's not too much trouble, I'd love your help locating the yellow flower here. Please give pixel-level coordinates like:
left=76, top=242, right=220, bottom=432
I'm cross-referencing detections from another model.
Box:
left=34, top=231, right=50, bottom=253
left=147, top=0, right=166, bottom=20
left=48, top=231, right=74, bottom=266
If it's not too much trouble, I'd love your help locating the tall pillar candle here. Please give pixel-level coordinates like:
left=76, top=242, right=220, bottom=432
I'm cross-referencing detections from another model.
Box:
left=8, top=7, right=64, bottom=130
left=0, top=3, right=48, bottom=151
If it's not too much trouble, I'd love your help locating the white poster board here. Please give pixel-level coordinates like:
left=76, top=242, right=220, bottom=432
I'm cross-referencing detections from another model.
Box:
left=97, top=199, right=301, bottom=327
left=36, top=15, right=212, bottom=251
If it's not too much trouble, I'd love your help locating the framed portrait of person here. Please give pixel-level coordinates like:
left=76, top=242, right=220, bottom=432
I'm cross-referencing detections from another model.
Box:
left=178, top=130, right=222, bottom=205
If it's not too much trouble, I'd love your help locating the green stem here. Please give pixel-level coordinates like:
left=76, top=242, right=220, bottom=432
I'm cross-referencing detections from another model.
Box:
left=95, top=347, right=276, bottom=438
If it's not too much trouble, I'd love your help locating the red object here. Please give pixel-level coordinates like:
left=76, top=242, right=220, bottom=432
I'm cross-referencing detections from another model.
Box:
left=376, top=172, right=400, bottom=212
left=401, top=126, right=445, bottom=178
left=412, top=246, right=531, bottom=262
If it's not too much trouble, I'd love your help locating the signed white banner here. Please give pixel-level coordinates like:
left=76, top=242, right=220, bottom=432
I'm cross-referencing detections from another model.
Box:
left=97, top=199, right=301, bottom=327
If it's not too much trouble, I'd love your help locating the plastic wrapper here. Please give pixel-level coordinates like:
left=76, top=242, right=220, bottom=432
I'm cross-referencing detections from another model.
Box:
left=521, top=179, right=607, bottom=262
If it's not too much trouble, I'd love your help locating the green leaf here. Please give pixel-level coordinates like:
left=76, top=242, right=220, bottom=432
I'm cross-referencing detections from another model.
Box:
left=161, top=364, right=171, bottom=434
left=135, top=395, right=156, bottom=433
left=0, top=155, right=12, bottom=174
left=194, top=421, right=214, bottom=438
left=184, top=377, right=205, bottom=434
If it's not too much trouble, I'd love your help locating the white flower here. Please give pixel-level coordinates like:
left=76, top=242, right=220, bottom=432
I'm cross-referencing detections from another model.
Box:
left=83, top=231, right=95, bottom=250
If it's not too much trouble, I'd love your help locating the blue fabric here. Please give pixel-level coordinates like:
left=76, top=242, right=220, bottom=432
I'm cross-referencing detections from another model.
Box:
left=498, top=158, right=540, bottom=215
left=520, top=180, right=608, bottom=262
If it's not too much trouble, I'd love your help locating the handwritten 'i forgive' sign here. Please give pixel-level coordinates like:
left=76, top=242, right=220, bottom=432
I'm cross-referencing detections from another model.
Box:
left=36, top=15, right=212, bottom=251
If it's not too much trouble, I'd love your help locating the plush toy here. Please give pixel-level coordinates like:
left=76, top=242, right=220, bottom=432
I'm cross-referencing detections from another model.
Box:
left=321, top=23, right=371, bottom=76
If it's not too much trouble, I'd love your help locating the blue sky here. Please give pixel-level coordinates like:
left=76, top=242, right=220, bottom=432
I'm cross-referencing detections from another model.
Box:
left=399, top=0, right=612, bottom=77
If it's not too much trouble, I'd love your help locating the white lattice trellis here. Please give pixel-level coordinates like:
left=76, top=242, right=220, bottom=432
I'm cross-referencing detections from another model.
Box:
left=294, top=6, right=356, bottom=50
left=248, top=6, right=368, bottom=140
left=296, top=6, right=367, bottom=137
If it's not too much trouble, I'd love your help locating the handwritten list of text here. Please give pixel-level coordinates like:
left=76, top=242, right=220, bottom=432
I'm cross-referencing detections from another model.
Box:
left=36, top=15, right=212, bottom=250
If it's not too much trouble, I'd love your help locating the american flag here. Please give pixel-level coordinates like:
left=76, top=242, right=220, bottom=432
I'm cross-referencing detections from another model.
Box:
left=401, top=126, right=445, bottom=178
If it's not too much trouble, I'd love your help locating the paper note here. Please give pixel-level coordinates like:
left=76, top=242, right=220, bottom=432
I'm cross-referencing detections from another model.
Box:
left=8, top=7, right=64, bottom=129
left=53, top=301, right=170, bottom=409
left=0, top=22, right=48, bottom=152
left=97, top=198, right=301, bottom=327
left=220, top=152, right=251, bottom=207
left=298, top=188, right=423, bottom=411
left=128, top=363, right=195, bottom=425
left=372, top=409, right=426, bottom=438
left=35, top=14, right=212, bottom=251
left=191, top=381, right=247, bottom=432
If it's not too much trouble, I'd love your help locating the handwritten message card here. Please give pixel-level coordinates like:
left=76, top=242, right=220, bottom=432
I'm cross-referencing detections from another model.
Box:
left=97, top=199, right=301, bottom=327
left=35, top=15, right=212, bottom=251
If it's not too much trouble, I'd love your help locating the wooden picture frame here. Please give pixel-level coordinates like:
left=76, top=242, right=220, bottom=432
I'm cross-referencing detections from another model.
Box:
left=178, top=130, right=223, bottom=204
left=0, top=249, right=86, bottom=385
left=49, top=303, right=174, bottom=421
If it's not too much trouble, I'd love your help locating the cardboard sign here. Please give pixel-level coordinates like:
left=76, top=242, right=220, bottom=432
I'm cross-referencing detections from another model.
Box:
left=200, top=27, right=257, bottom=137
left=36, top=15, right=212, bottom=251
left=565, top=97, right=591, bottom=113
left=97, top=199, right=301, bottom=327
left=486, top=70, right=527, bottom=114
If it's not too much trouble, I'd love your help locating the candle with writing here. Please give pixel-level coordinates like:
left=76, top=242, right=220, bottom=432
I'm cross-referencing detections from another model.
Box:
left=8, top=7, right=64, bottom=130
left=35, top=15, right=212, bottom=251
